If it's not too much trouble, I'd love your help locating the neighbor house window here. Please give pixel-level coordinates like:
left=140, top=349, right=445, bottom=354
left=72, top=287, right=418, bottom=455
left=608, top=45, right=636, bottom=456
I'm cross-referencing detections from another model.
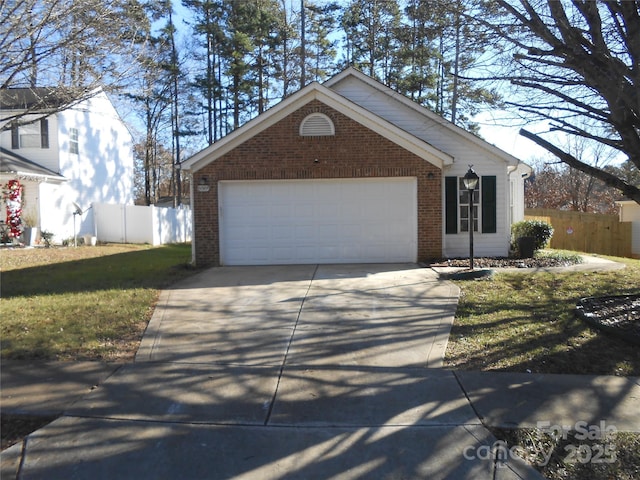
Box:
left=445, top=175, right=497, bottom=234
left=11, top=119, right=49, bottom=149
left=69, top=128, right=79, bottom=154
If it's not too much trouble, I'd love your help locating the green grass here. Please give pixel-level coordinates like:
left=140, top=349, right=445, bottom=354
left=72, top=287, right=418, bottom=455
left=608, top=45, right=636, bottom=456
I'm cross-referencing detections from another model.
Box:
left=1, top=244, right=194, bottom=361
left=535, top=249, right=584, bottom=264
left=444, top=255, right=640, bottom=375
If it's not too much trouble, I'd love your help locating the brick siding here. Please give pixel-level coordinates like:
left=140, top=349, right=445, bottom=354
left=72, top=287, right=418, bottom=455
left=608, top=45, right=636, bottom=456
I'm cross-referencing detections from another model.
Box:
left=193, top=100, right=442, bottom=266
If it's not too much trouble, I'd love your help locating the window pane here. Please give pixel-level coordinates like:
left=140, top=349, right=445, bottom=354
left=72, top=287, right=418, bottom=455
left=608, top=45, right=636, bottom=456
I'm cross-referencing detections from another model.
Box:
left=41, top=119, right=49, bottom=148
left=69, top=128, right=79, bottom=154
left=458, top=175, right=480, bottom=234
left=20, top=134, right=41, bottom=148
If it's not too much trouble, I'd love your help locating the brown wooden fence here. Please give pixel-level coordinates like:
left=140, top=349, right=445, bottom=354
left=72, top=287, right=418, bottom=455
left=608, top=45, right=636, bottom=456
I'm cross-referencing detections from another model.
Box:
left=524, top=208, right=632, bottom=257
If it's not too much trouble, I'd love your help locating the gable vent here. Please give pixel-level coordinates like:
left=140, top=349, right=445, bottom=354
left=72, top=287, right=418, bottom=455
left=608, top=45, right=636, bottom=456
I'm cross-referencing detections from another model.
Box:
left=300, top=113, right=335, bottom=137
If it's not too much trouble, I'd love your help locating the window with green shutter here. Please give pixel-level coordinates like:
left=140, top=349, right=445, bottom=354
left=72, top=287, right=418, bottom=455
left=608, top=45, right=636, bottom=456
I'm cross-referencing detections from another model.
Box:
left=446, top=174, right=497, bottom=234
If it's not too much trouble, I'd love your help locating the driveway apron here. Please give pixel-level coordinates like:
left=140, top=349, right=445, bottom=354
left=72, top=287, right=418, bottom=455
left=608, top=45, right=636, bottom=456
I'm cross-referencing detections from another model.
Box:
left=13, top=264, right=545, bottom=479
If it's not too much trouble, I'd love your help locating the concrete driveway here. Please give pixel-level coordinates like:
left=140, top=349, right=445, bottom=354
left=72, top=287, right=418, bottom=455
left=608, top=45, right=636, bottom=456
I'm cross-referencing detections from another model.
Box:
left=10, top=264, right=545, bottom=479
left=136, top=264, right=459, bottom=367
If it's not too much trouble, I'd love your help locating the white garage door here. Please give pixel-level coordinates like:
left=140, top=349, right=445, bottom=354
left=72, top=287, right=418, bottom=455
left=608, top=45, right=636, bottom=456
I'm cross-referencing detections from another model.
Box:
left=219, top=177, right=417, bottom=265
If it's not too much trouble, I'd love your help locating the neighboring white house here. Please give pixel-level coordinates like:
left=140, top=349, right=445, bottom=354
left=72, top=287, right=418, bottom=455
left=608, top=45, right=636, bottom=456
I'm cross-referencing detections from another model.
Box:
left=1, top=88, right=134, bottom=244
left=617, top=200, right=640, bottom=258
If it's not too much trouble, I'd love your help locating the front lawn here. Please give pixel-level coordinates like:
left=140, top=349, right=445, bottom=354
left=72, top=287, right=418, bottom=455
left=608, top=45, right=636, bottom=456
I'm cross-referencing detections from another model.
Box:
left=444, top=255, right=640, bottom=376
left=0, top=243, right=194, bottom=361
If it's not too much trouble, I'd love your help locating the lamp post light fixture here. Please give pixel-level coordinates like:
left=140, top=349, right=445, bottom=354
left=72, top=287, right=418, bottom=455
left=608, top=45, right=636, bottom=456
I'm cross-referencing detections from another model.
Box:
left=462, top=166, right=479, bottom=270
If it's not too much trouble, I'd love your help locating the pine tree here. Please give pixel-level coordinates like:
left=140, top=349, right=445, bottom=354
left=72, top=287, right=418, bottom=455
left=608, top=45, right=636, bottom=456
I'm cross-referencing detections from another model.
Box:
left=183, top=0, right=228, bottom=144
left=340, top=0, right=402, bottom=82
left=304, top=2, right=340, bottom=83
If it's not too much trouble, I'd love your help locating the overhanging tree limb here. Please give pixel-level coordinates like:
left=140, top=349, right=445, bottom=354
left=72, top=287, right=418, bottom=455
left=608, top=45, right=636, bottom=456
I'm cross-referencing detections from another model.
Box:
left=520, top=128, right=640, bottom=203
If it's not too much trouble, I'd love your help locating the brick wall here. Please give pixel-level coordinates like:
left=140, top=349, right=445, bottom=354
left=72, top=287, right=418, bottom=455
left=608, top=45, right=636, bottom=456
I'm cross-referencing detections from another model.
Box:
left=193, top=100, right=442, bottom=266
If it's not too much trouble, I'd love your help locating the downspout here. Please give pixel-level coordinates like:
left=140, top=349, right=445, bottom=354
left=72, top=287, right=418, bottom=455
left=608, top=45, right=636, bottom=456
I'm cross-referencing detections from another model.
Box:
left=189, top=172, right=196, bottom=266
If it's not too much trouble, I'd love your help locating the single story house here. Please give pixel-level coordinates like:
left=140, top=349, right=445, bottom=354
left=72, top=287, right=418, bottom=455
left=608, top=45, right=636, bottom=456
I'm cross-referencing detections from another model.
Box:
left=181, top=68, right=532, bottom=266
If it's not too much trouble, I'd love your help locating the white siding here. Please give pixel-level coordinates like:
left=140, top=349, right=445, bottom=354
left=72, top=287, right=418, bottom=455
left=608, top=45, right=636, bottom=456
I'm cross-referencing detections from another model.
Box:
left=0, top=114, right=60, bottom=173
left=619, top=202, right=640, bottom=257
left=442, top=165, right=511, bottom=258
left=45, top=91, right=135, bottom=241
left=330, top=77, right=513, bottom=258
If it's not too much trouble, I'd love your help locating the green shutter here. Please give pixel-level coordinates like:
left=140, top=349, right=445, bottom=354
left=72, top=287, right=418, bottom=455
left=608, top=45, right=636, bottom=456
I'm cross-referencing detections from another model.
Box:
left=40, top=119, right=49, bottom=148
left=445, top=176, right=458, bottom=234
left=11, top=124, right=19, bottom=149
left=482, top=176, right=497, bottom=233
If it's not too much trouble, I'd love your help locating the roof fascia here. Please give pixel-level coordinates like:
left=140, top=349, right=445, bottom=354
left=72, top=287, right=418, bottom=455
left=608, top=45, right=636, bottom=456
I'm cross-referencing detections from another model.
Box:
left=181, top=82, right=323, bottom=172
left=182, top=81, right=452, bottom=172
left=0, top=146, right=65, bottom=180
left=315, top=89, right=452, bottom=167
left=325, top=68, right=522, bottom=167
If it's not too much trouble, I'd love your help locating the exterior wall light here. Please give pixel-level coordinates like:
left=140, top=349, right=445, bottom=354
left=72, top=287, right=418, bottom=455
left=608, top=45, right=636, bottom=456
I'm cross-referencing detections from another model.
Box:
left=197, top=176, right=210, bottom=192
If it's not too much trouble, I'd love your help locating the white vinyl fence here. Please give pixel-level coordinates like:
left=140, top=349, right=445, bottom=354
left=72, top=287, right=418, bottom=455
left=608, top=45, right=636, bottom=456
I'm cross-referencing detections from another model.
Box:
left=93, top=203, right=191, bottom=245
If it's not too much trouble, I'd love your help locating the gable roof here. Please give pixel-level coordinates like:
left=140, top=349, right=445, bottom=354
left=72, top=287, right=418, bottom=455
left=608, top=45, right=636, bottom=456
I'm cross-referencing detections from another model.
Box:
left=325, top=67, right=524, bottom=168
left=181, top=80, right=454, bottom=173
left=0, top=87, right=78, bottom=111
left=0, top=147, right=66, bottom=182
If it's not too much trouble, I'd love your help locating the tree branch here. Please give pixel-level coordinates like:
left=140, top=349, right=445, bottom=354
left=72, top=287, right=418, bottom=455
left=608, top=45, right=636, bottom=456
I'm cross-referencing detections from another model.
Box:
left=520, top=128, right=640, bottom=204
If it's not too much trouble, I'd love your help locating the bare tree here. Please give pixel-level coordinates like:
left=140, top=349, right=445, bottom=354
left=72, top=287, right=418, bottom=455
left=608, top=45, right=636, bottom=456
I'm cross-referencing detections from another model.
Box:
left=1, top=0, right=151, bottom=129
left=486, top=0, right=640, bottom=204
left=526, top=136, right=620, bottom=213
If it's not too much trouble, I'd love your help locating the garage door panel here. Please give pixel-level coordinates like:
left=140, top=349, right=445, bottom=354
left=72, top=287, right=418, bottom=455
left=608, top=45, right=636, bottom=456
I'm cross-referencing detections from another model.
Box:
left=219, top=178, right=417, bottom=265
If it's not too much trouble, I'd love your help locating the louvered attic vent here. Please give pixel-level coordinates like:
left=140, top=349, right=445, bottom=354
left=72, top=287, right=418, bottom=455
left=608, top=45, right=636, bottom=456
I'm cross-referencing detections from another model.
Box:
left=299, top=113, right=335, bottom=137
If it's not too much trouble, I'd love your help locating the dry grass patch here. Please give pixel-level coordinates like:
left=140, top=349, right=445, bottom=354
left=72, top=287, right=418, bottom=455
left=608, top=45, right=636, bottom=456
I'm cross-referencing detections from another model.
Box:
left=444, top=255, right=640, bottom=375
left=1, top=244, right=194, bottom=361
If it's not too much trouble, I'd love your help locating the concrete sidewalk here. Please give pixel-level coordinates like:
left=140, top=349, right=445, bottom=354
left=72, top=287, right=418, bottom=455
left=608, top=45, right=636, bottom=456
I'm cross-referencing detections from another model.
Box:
left=2, top=263, right=638, bottom=479
left=2, top=362, right=638, bottom=479
left=0, top=361, right=121, bottom=416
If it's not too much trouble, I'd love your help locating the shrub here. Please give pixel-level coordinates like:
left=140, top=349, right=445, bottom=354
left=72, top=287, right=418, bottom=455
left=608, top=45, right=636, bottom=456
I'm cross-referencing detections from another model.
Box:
left=511, top=220, right=554, bottom=254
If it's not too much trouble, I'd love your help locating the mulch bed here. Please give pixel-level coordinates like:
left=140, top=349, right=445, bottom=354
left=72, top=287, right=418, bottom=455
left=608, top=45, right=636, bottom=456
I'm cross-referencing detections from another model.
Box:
left=429, top=256, right=580, bottom=269
left=576, top=294, right=640, bottom=346
left=1, top=414, right=57, bottom=451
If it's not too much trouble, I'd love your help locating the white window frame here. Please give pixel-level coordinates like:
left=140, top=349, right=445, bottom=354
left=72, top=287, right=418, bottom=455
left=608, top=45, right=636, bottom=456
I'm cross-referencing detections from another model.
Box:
left=458, top=177, right=480, bottom=233
left=69, top=128, right=79, bottom=154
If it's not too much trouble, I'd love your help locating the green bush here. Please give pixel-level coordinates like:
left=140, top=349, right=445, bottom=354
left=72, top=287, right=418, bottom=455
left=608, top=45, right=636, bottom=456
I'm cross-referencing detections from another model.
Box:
left=511, top=220, right=554, bottom=254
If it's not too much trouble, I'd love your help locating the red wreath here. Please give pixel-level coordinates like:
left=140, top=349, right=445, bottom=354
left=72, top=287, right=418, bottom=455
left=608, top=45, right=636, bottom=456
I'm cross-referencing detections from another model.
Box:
left=4, top=179, right=23, bottom=238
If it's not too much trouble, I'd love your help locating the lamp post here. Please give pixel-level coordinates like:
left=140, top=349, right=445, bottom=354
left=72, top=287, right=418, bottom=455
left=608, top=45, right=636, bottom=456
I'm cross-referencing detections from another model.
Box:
left=463, top=166, right=479, bottom=270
